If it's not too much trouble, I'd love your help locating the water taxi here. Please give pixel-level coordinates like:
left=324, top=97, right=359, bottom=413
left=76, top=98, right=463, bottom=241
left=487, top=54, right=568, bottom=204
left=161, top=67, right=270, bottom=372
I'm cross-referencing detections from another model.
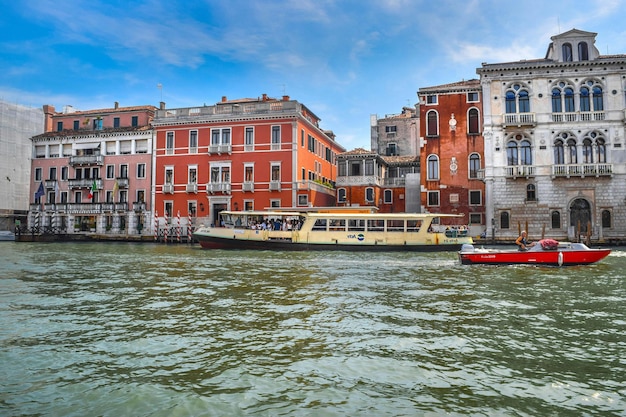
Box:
left=193, top=208, right=473, bottom=251
left=458, top=240, right=611, bottom=266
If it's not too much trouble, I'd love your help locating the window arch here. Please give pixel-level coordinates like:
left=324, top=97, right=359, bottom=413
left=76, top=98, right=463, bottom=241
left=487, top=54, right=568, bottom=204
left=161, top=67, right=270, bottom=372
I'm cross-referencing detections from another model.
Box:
left=567, top=138, right=578, bottom=164
left=578, top=42, right=589, bottom=61
left=581, top=80, right=604, bottom=112
left=582, top=131, right=607, bottom=163
left=551, top=211, right=561, bottom=229
left=426, top=110, right=439, bottom=136
left=469, top=153, right=481, bottom=179
left=506, top=134, right=532, bottom=166
left=506, top=141, right=518, bottom=165
left=427, top=154, right=439, bottom=180
left=365, top=187, right=374, bottom=203
left=551, top=82, right=576, bottom=113
left=500, top=211, right=510, bottom=229
left=601, top=209, right=611, bottom=228
left=468, top=108, right=480, bottom=134
left=551, top=88, right=562, bottom=113
left=582, top=138, right=593, bottom=163
left=520, top=140, right=532, bottom=165
left=592, top=86, right=604, bottom=111
left=337, top=188, right=346, bottom=203
left=383, top=189, right=392, bottom=204
left=526, top=184, right=536, bottom=201
left=562, top=42, right=573, bottom=61
left=505, top=84, right=531, bottom=113
left=580, top=86, right=590, bottom=111
left=554, top=132, right=577, bottom=165
left=554, top=139, right=564, bottom=164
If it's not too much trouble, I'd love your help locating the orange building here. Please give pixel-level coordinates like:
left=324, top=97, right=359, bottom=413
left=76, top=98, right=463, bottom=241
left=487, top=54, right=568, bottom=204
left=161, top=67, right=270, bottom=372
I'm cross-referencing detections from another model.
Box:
left=152, top=94, right=344, bottom=229
left=418, top=80, right=485, bottom=234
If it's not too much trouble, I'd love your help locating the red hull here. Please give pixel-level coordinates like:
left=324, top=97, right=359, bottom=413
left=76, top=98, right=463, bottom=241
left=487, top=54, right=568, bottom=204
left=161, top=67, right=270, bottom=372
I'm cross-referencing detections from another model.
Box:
left=459, top=244, right=610, bottom=266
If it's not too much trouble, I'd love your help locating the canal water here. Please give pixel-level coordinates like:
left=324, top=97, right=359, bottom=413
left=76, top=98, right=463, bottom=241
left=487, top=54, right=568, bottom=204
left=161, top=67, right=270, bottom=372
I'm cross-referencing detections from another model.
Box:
left=1, top=242, right=625, bottom=416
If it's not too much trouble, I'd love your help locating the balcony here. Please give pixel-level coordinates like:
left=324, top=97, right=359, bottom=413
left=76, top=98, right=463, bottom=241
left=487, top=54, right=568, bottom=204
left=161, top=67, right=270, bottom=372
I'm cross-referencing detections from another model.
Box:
left=503, top=113, right=536, bottom=128
left=207, top=182, right=231, bottom=194
left=242, top=182, right=254, bottom=192
left=116, top=177, right=129, bottom=188
left=133, top=202, right=146, bottom=211
left=335, top=175, right=382, bottom=186
left=551, top=111, right=606, bottom=123
left=269, top=181, right=281, bottom=191
left=45, top=179, right=58, bottom=189
left=552, top=163, right=613, bottom=178
left=186, top=183, right=198, bottom=193
left=208, top=144, right=232, bottom=154
left=68, top=178, right=102, bottom=190
left=505, top=165, right=535, bottom=179
left=69, top=154, right=104, bottom=166
left=163, top=184, right=174, bottom=194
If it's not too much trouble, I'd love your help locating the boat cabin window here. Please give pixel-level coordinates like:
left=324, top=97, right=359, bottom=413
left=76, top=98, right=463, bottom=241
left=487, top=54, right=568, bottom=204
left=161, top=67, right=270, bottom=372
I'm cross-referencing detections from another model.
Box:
left=387, top=219, right=404, bottom=232
left=348, top=219, right=365, bottom=231
left=367, top=219, right=384, bottom=232
left=329, top=219, right=346, bottom=231
left=407, top=220, right=422, bottom=232
left=312, top=218, right=327, bottom=231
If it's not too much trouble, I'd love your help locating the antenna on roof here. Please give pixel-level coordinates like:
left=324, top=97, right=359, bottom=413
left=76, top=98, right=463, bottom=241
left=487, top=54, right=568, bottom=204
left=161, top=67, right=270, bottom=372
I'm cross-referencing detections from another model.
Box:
left=157, top=83, right=163, bottom=102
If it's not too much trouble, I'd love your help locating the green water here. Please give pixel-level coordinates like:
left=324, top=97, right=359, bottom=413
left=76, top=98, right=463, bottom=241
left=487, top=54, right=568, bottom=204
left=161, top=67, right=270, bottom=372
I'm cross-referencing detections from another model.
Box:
left=1, top=242, right=625, bottom=416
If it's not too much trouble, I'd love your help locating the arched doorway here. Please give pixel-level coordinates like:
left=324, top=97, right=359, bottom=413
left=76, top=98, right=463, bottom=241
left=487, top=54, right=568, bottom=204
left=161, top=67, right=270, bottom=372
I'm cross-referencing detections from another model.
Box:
left=569, top=198, right=591, bottom=236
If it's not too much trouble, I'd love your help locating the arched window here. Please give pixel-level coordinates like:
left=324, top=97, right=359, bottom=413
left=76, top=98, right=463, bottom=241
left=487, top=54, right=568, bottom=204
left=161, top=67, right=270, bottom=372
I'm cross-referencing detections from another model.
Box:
left=562, top=43, right=573, bottom=61
left=551, top=211, right=561, bottom=229
left=426, top=110, right=438, bottom=136
left=597, top=138, right=606, bottom=163
left=337, top=188, right=346, bottom=203
left=500, top=211, right=510, bottom=229
left=602, top=210, right=611, bottom=228
left=567, top=138, right=578, bottom=164
left=592, top=86, right=603, bottom=111
left=468, top=108, right=480, bottom=134
left=564, top=87, right=575, bottom=112
left=383, top=189, right=392, bottom=204
left=520, top=140, right=532, bottom=165
left=526, top=184, right=536, bottom=201
left=579, top=87, right=590, bottom=111
left=518, top=90, right=530, bottom=113
left=578, top=42, right=589, bottom=61
left=365, top=187, right=374, bottom=203
left=506, top=141, right=518, bottom=165
left=554, top=139, right=564, bottom=164
left=551, top=88, right=562, bottom=113
left=582, top=138, right=593, bottom=163
left=427, top=154, right=439, bottom=180
left=505, top=91, right=517, bottom=113
left=469, top=153, right=481, bottom=179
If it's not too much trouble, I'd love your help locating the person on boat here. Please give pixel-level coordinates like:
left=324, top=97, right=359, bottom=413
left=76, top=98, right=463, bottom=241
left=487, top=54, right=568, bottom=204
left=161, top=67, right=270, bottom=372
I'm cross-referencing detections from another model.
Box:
left=515, top=231, right=535, bottom=251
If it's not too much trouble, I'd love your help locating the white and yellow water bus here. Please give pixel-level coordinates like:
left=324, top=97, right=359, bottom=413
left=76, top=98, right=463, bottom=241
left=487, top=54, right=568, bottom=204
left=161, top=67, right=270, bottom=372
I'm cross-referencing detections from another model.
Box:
left=193, top=208, right=472, bottom=251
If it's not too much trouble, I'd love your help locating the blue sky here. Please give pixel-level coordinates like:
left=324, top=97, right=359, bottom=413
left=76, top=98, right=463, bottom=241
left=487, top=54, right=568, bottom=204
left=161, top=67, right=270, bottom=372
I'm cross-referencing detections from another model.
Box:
left=1, top=0, right=625, bottom=150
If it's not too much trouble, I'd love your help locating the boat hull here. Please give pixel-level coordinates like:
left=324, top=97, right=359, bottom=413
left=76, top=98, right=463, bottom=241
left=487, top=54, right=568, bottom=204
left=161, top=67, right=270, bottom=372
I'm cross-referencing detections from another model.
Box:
left=458, top=245, right=611, bottom=266
left=194, top=232, right=467, bottom=252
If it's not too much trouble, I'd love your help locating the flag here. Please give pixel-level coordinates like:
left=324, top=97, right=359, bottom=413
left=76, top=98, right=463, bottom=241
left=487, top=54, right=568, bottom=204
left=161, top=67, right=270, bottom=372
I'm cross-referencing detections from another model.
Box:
left=54, top=181, right=60, bottom=202
left=88, top=180, right=97, bottom=199
left=113, top=180, right=119, bottom=198
left=34, top=182, right=45, bottom=200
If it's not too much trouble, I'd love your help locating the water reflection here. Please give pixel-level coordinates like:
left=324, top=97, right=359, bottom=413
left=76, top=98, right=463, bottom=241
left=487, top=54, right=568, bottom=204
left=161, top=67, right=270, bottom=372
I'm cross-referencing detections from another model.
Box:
left=1, top=242, right=624, bottom=416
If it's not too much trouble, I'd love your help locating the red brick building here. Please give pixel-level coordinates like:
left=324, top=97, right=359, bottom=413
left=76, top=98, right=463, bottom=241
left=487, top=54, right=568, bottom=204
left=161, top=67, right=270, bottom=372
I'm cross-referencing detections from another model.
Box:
left=418, top=80, right=485, bottom=234
left=152, top=94, right=344, bottom=229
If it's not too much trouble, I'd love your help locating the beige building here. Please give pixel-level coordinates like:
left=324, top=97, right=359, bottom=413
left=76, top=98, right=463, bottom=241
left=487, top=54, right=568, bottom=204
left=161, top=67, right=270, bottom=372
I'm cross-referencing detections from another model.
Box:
left=478, top=29, right=626, bottom=243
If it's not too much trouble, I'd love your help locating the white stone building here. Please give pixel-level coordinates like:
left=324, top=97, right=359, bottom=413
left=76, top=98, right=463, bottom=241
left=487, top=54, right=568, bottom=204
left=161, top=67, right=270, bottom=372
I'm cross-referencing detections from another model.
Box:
left=478, top=29, right=626, bottom=243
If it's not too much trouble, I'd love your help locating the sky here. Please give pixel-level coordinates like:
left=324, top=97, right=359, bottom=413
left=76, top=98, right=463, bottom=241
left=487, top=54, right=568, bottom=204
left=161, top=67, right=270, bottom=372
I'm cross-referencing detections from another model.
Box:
left=1, top=0, right=625, bottom=150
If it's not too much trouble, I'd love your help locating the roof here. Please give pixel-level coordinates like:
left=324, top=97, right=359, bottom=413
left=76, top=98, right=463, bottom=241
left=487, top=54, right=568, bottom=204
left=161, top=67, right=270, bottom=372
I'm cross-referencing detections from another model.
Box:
left=50, top=105, right=157, bottom=117
left=418, top=79, right=480, bottom=94
left=32, top=125, right=152, bottom=139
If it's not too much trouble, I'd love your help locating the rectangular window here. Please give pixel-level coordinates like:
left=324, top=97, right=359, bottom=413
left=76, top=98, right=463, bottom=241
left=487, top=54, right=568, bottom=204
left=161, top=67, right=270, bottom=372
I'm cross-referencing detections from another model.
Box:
left=166, top=132, right=174, bottom=154
left=61, top=191, right=68, bottom=203
left=188, top=167, right=197, bottom=184
left=469, top=190, right=482, bottom=205
left=189, top=130, right=198, bottom=153
left=365, top=188, right=374, bottom=203
left=469, top=213, right=482, bottom=225
left=137, top=163, right=146, bottom=179
left=365, top=160, right=374, bottom=176
left=165, top=168, right=173, bottom=184
left=244, top=165, right=254, bottom=182
left=271, top=125, right=281, bottom=149
left=467, top=92, right=479, bottom=102
left=49, top=167, right=57, bottom=180
left=385, top=125, right=397, bottom=133
left=131, top=116, right=138, bottom=127
left=106, top=190, right=114, bottom=203
left=427, top=191, right=440, bottom=206
left=113, top=117, right=120, bottom=128
left=35, top=167, right=42, bottom=181
left=120, top=164, right=128, bottom=179
left=61, top=167, right=68, bottom=181
left=106, top=165, right=115, bottom=179
left=384, top=189, right=392, bottom=204
left=426, top=95, right=438, bottom=104
left=301, top=129, right=305, bottom=147
left=271, top=164, right=280, bottom=181
left=245, top=127, right=254, bottom=151
left=137, top=190, right=145, bottom=203
left=57, top=121, right=63, bottom=132
left=298, top=195, right=308, bottom=206
left=73, top=120, right=79, bottom=130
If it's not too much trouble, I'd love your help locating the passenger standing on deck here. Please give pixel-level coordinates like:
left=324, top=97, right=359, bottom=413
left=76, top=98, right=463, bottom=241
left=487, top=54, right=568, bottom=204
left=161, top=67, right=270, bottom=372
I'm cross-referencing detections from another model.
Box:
left=515, top=231, right=535, bottom=251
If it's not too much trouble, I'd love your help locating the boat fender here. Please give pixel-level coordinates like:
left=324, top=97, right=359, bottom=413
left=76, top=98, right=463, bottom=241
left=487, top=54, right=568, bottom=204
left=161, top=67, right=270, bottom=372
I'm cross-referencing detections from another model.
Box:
left=558, top=251, right=563, bottom=266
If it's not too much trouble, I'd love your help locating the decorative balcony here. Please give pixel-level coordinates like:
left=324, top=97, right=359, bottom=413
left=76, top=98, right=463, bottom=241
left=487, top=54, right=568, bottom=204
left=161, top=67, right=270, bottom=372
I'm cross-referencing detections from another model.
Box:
left=242, top=182, right=254, bottom=192
left=208, top=144, right=232, bottom=154
left=116, top=177, right=129, bottom=188
left=69, top=154, right=104, bottom=166
left=269, top=181, right=281, bottom=191
left=68, top=178, right=103, bottom=190
left=45, top=179, right=58, bottom=189
left=335, top=175, right=382, bottom=186
left=207, top=182, right=231, bottom=194
left=133, top=202, right=146, bottom=211
left=505, top=165, right=536, bottom=179
left=163, top=184, right=174, bottom=194
left=552, top=163, right=613, bottom=178
left=551, top=111, right=606, bottom=123
left=503, top=113, right=536, bottom=127
left=186, top=183, right=198, bottom=193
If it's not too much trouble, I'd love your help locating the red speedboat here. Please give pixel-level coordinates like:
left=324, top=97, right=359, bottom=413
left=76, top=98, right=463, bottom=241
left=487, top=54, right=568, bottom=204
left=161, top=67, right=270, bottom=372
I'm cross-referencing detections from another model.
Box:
left=458, top=239, right=611, bottom=266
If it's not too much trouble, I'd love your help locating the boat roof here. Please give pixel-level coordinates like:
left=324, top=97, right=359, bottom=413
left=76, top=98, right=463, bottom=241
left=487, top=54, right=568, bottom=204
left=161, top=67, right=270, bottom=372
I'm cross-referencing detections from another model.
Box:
left=220, top=210, right=464, bottom=219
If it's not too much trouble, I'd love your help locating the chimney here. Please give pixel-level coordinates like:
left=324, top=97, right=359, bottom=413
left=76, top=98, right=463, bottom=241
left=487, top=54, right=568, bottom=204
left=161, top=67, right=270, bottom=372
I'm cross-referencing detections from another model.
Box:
left=262, top=93, right=268, bottom=101
left=42, top=105, right=56, bottom=133
left=114, top=101, right=119, bottom=109
left=282, top=95, right=290, bottom=101
left=160, top=101, right=166, bottom=110
left=221, top=96, right=227, bottom=102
